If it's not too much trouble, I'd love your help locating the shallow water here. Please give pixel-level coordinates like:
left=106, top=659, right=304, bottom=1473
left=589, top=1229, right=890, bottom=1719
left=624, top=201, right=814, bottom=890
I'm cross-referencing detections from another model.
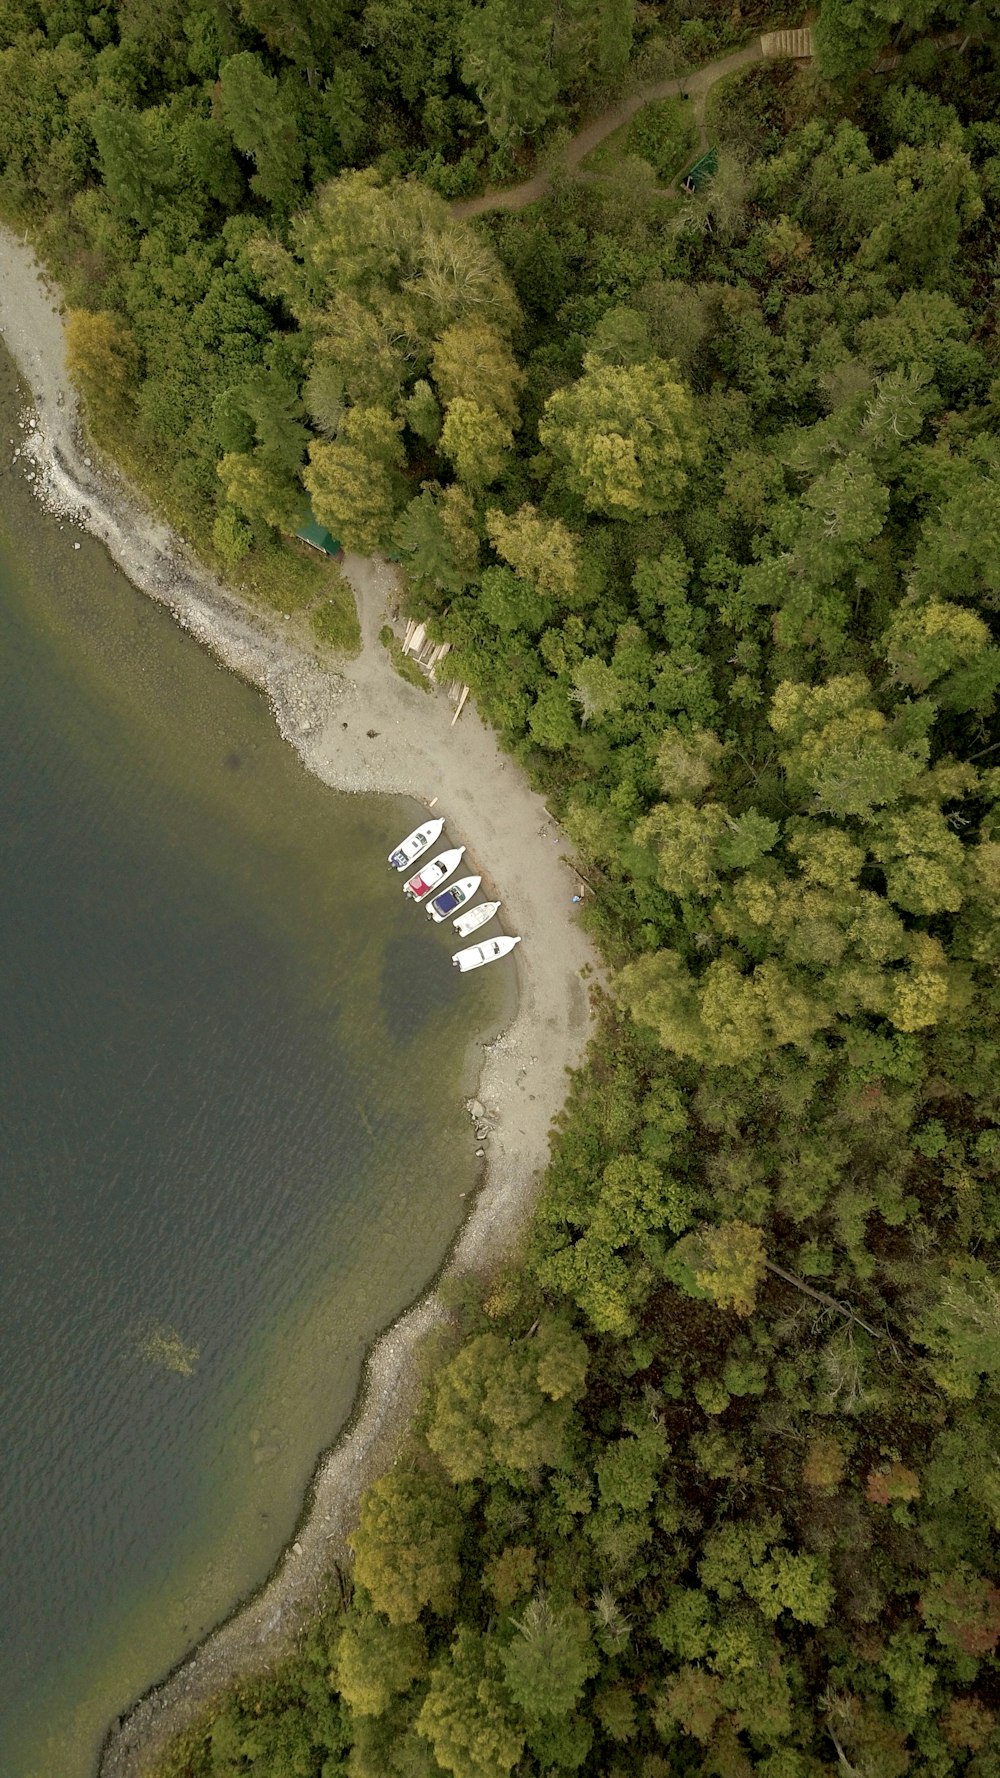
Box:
left=0, top=352, right=512, bottom=1778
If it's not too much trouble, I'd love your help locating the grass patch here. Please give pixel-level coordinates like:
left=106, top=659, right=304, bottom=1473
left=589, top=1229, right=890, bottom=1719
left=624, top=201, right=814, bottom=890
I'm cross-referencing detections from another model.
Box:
left=310, top=586, right=360, bottom=652
left=582, top=96, right=697, bottom=183
left=379, top=624, right=434, bottom=692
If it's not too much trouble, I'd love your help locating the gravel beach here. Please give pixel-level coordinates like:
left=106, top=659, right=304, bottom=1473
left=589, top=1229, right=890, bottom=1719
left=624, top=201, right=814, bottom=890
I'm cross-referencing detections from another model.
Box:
left=0, top=224, right=601, bottom=1777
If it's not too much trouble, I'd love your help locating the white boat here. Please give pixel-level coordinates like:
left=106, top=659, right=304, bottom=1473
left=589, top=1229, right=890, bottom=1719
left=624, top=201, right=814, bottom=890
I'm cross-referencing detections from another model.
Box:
left=403, top=847, right=465, bottom=901
left=453, top=899, right=501, bottom=938
left=388, top=816, right=444, bottom=871
left=452, top=935, right=521, bottom=972
left=426, top=875, right=482, bottom=923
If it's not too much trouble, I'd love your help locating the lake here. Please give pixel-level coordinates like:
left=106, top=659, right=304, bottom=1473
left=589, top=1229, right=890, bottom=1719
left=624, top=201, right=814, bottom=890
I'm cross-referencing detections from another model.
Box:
left=0, top=349, right=511, bottom=1778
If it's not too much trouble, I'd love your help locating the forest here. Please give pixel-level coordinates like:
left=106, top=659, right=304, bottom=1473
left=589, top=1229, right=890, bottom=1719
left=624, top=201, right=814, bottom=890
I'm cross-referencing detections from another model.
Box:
left=4, top=0, right=1000, bottom=1773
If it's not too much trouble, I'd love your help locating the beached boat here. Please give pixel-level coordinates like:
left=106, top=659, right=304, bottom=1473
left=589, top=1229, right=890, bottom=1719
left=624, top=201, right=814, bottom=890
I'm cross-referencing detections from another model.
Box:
left=387, top=816, right=444, bottom=871
left=403, top=847, right=465, bottom=901
left=452, top=935, right=521, bottom=972
left=453, top=899, right=501, bottom=938
left=427, top=875, right=482, bottom=923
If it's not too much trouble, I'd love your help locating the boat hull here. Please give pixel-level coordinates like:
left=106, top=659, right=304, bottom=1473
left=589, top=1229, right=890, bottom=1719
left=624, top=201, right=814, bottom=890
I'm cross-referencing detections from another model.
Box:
left=404, top=847, right=465, bottom=900
left=388, top=816, right=444, bottom=871
left=427, top=875, right=482, bottom=922
left=453, top=899, right=500, bottom=938
left=452, top=935, right=521, bottom=972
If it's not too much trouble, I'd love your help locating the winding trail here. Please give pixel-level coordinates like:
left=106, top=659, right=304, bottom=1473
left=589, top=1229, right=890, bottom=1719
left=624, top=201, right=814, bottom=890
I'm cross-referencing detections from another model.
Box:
left=0, top=231, right=600, bottom=1778
left=451, top=40, right=765, bottom=220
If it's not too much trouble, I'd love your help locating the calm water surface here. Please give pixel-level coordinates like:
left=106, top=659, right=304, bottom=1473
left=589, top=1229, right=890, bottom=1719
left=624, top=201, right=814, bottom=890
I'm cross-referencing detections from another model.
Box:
left=0, top=352, right=512, bottom=1778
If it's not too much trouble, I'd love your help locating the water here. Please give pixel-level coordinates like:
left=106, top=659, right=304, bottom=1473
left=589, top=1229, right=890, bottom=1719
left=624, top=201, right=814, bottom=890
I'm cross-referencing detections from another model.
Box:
left=0, top=351, right=512, bottom=1778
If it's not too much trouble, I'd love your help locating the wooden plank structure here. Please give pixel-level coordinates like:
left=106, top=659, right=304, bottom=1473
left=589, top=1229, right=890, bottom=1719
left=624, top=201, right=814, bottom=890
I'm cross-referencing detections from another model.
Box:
left=757, top=20, right=965, bottom=76
left=400, top=618, right=472, bottom=715
left=759, top=26, right=814, bottom=60
left=401, top=618, right=452, bottom=674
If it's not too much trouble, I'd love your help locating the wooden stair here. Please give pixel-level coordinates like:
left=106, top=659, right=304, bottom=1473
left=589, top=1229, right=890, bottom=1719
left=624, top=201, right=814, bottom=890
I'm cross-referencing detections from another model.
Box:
left=760, top=27, right=815, bottom=61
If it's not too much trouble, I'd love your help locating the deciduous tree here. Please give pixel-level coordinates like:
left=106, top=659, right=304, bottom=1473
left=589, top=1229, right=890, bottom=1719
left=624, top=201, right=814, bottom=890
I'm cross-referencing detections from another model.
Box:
left=350, top=1466, right=463, bottom=1623
left=539, top=359, right=701, bottom=517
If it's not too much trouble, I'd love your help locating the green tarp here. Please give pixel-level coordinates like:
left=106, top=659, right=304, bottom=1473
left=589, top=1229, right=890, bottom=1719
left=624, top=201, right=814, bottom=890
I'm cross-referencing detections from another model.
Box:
left=295, top=516, right=342, bottom=556
left=681, top=147, right=717, bottom=192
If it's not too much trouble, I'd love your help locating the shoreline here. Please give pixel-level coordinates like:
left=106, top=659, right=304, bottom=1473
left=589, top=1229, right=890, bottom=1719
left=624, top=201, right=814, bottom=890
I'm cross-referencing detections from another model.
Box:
left=0, top=227, right=600, bottom=1777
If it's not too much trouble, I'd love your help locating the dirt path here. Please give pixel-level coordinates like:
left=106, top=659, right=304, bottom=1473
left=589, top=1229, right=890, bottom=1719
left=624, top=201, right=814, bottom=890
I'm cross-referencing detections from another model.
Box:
left=0, top=227, right=602, bottom=1778
left=451, top=39, right=764, bottom=220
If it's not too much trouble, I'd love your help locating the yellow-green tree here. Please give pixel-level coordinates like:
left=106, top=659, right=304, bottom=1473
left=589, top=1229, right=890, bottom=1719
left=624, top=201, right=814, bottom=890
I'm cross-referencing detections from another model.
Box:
left=350, top=1466, right=463, bottom=1624
left=335, top=1610, right=427, bottom=1716
left=432, top=321, right=523, bottom=429
left=65, top=309, right=138, bottom=428
left=439, top=399, right=513, bottom=490
left=485, top=505, right=582, bottom=603
left=217, top=450, right=302, bottom=532
left=305, top=405, right=406, bottom=553
left=539, top=358, right=701, bottom=517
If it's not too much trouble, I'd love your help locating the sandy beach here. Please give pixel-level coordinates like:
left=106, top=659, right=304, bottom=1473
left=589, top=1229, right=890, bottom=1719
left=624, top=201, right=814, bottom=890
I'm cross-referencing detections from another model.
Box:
left=0, top=225, right=600, bottom=1777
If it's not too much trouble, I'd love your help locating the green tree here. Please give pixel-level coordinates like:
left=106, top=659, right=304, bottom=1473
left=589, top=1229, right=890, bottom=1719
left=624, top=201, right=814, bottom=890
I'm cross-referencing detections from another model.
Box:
left=596, top=1422, right=669, bottom=1513
left=404, top=379, right=442, bottom=446
left=500, top=1596, right=597, bottom=1719
left=218, top=53, right=305, bottom=211
left=815, top=0, right=938, bottom=85
left=416, top=1628, right=524, bottom=1778
left=90, top=102, right=174, bottom=228
left=915, top=1262, right=1000, bottom=1398
left=393, top=486, right=479, bottom=605
left=460, top=0, right=558, bottom=147
left=910, top=437, right=1000, bottom=609
left=595, top=0, right=634, bottom=84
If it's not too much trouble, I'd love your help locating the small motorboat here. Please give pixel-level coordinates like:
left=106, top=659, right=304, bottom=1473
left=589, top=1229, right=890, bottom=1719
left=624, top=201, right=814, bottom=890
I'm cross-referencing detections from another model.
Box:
left=453, top=899, right=501, bottom=938
left=427, top=875, right=482, bottom=923
left=452, top=935, right=521, bottom=972
left=388, top=816, right=444, bottom=871
left=404, top=847, right=465, bottom=901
